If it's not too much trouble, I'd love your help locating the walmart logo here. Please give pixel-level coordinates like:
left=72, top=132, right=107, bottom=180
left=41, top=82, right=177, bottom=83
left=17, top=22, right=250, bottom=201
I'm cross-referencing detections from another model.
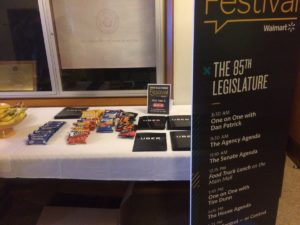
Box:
left=264, top=22, right=296, bottom=32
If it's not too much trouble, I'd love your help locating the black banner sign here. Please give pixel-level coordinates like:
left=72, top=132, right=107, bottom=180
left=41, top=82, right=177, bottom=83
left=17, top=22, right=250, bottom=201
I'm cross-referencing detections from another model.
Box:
left=191, top=0, right=300, bottom=225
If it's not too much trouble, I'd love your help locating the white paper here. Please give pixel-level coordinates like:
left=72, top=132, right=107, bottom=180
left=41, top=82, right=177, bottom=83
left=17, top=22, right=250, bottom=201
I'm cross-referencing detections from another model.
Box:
left=52, top=0, right=156, bottom=69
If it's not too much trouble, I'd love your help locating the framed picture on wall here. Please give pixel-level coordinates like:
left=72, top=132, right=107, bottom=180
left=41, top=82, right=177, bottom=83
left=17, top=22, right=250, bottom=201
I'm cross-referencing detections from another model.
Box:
left=0, top=60, right=37, bottom=91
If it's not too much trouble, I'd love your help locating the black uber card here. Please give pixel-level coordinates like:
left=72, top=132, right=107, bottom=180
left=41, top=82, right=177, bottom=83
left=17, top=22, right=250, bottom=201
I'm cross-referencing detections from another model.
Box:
left=54, top=107, right=88, bottom=119
left=137, top=116, right=167, bottom=130
left=170, top=131, right=190, bottom=151
left=167, top=115, right=191, bottom=130
left=133, top=133, right=167, bottom=152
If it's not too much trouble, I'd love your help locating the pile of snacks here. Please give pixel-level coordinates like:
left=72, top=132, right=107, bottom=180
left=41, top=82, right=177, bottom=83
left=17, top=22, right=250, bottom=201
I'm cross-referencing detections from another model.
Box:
left=115, top=112, right=138, bottom=138
left=96, top=110, right=138, bottom=138
left=66, top=109, right=139, bottom=143
left=27, top=121, right=65, bottom=145
left=96, top=110, right=122, bottom=133
left=67, top=110, right=103, bottom=145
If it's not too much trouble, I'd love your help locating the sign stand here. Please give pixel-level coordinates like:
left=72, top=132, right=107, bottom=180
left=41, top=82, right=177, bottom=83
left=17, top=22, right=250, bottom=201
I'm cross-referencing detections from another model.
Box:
left=191, top=1, right=300, bottom=225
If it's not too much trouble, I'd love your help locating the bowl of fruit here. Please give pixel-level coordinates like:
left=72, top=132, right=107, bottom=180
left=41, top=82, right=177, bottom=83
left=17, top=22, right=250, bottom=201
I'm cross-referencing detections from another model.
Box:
left=0, top=102, right=27, bottom=138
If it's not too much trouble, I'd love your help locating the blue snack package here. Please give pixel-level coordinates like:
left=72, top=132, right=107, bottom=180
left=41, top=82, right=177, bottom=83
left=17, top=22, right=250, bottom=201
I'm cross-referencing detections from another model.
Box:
left=41, top=121, right=65, bottom=130
left=26, top=121, right=66, bottom=145
left=28, top=133, right=53, bottom=140
left=103, top=110, right=121, bottom=119
left=27, top=139, right=48, bottom=145
left=96, top=125, right=114, bottom=133
left=38, top=126, right=59, bottom=132
left=46, top=121, right=66, bottom=126
left=33, top=129, right=54, bottom=134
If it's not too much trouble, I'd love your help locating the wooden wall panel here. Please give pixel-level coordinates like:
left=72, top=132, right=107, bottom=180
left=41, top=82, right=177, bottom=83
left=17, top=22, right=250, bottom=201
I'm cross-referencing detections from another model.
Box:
left=0, top=97, right=147, bottom=107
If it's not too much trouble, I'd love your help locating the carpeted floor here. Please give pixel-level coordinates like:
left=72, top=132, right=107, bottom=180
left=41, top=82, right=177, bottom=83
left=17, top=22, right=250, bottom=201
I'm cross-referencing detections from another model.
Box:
left=277, top=157, right=300, bottom=225
left=0, top=157, right=299, bottom=225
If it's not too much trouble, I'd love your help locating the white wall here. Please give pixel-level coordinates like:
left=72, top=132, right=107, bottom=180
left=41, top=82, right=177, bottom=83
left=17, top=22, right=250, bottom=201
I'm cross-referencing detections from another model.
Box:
left=173, top=0, right=193, bottom=105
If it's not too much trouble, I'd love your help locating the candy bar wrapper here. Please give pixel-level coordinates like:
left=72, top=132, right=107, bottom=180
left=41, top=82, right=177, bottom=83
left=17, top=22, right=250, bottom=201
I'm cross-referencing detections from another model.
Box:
left=96, top=125, right=114, bottom=133
left=81, top=110, right=104, bottom=119
left=27, top=139, right=48, bottom=145
left=118, top=130, right=136, bottom=139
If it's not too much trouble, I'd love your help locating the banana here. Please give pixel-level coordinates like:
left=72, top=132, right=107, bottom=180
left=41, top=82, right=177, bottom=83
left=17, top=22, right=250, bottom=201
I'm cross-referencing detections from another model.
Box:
left=0, top=103, right=11, bottom=118
left=0, top=110, right=9, bottom=119
left=0, top=116, right=15, bottom=124
left=0, top=102, right=27, bottom=126
left=0, top=103, right=10, bottom=110
left=0, top=108, right=17, bottom=122
left=0, top=110, right=26, bottom=126
left=0, top=108, right=8, bottom=114
left=14, top=112, right=26, bottom=123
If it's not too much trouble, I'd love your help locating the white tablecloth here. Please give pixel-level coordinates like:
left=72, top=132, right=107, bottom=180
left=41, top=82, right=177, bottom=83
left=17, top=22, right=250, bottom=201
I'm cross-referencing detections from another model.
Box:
left=0, top=106, right=191, bottom=181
